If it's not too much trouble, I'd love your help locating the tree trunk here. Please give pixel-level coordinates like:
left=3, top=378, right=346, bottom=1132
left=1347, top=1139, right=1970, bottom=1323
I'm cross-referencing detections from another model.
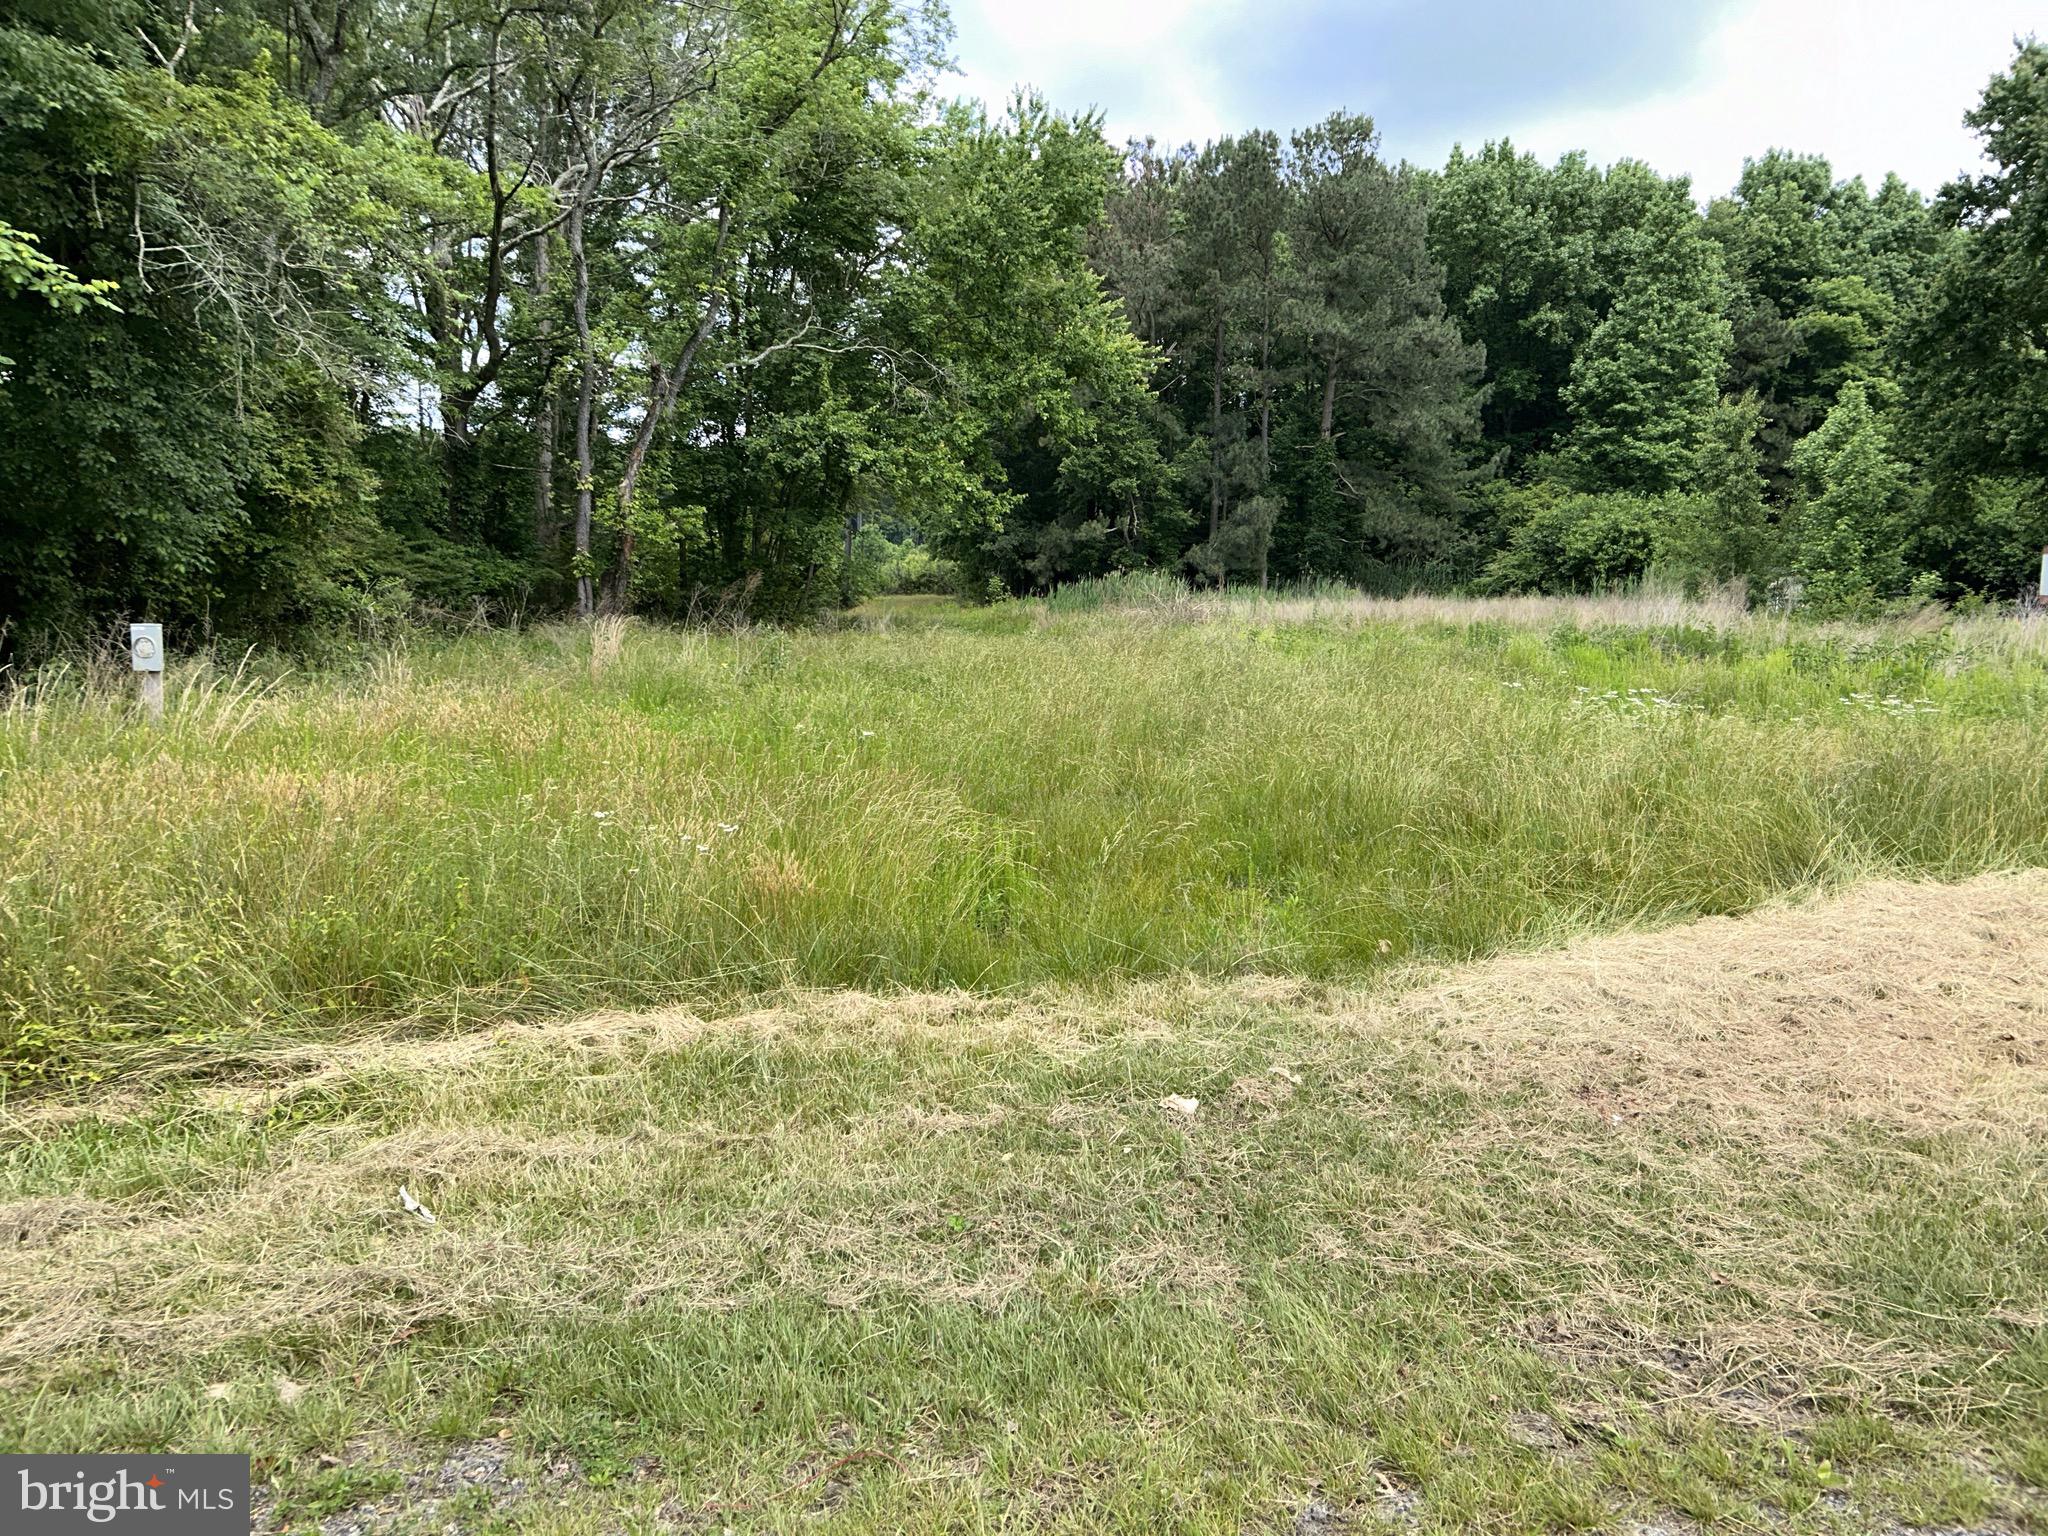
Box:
left=839, top=506, right=862, bottom=609
left=533, top=233, right=557, bottom=549
left=569, top=200, right=596, bottom=620
left=1258, top=307, right=1272, bottom=473
left=1320, top=352, right=1338, bottom=440
left=1208, top=311, right=1225, bottom=548
left=425, top=231, right=473, bottom=516
left=602, top=365, right=680, bottom=613
left=601, top=207, right=733, bottom=613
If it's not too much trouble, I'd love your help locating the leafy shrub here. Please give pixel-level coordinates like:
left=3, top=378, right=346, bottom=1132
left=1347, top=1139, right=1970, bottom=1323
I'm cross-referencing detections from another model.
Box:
left=876, top=542, right=960, bottom=596
left=1787, top=384, right=1912, bottom=614
left=1478, top=482, right=1668, bottom=593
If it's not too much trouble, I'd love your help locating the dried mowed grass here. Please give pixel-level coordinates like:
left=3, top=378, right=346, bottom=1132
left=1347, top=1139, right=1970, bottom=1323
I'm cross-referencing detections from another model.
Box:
left=1406, top=872, right=2048, bottom=1141
left=4, top=875, right=2046, bottom=1532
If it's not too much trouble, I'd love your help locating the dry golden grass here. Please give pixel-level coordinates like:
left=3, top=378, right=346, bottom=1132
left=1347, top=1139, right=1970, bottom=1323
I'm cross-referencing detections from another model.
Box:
left=1075, top=580, right=2048, bottom=661
left=1391, top=870, right=2048, bottom=1145
left=586, top=613, right=630, bottom=680
left=1159, top=586, right=1756, bottom=633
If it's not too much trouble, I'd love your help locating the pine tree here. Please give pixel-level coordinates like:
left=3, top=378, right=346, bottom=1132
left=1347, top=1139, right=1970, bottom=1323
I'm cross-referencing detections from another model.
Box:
left=1288, top=113, right=1483, bottom=575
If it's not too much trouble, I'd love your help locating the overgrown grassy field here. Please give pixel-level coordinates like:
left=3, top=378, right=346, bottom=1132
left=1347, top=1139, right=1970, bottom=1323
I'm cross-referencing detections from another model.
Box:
left=4, top=594, right=2048, bottom=1534
left=4, top=593, right=2048, bottom=1079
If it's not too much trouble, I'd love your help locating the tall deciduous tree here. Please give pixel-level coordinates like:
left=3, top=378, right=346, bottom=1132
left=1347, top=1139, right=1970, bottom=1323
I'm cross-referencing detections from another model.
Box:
left=1899, top=40, right=2048, bottom=595
left=1704, top=152, right=1940, bottom=490
left=1421, top=143, right=1607, bottom=467
left=1558, top=179, right=1730, bottom=492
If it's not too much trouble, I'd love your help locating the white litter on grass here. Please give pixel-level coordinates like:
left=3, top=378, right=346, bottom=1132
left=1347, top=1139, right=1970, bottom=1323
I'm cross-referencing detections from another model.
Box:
left=1268, top=1065, right=1302, bottom=1086
left=1158, top=1094, right=1199, bottom=1116
left=399, top=1185, right=437, bottom=1225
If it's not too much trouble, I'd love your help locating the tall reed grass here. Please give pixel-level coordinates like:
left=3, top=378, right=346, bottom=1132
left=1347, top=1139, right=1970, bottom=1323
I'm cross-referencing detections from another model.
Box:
left=4, top=598, right=2046, bottom=1079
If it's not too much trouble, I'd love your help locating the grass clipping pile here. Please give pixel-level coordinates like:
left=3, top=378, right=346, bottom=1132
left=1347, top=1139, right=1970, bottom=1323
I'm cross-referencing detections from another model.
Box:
left=1404, top=872, right=2048, bottom=1142
left=3, top=873, right=2046, bottom=1402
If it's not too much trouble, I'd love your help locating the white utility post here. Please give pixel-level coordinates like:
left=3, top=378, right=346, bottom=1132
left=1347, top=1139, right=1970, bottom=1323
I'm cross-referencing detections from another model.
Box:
left=130, top=622, right=164, bottom=720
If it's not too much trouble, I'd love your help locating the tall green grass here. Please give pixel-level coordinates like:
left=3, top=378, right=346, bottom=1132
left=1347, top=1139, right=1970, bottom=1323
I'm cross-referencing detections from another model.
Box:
left=4, top=604, right=2047, bottom=1080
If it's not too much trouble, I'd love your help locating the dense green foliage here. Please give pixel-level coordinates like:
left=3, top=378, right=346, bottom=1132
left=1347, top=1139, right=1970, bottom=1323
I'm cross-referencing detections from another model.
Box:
left=1422, top=116, right=2040, bottom=609
left=0, top=0, right=1157, bottom=645
left=2, top=5, right=2046, bottom=644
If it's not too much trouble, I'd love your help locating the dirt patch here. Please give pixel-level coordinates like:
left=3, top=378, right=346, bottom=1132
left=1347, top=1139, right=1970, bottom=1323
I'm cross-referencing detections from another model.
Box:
left=1290, top=1476, right=1424, bottom=1533
left=251, top=1438, right=593, bottom=1536
left=1516, top=1311, right=1830, bottom=1430
left=1504, top=1410, right=1575, bottom=1453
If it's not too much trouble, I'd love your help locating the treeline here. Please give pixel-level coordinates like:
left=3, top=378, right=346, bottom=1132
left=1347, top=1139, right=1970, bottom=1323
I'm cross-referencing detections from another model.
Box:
left=0, top=0, right=1154, bottom=646
left=2, top=4, right=2045, bottom=650
left=1025, top=58, right=2048, bottom=608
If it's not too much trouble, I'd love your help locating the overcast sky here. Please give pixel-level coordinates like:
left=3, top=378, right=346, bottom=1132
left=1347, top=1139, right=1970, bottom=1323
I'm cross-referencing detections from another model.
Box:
left=947, top=0, right=2040, bottom=199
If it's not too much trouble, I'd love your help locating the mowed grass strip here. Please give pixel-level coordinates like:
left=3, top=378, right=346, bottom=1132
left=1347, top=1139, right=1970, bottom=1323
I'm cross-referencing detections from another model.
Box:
left=2, top=875, right=2045, bottom=1533
left=4, top=600, right=2048, bottom=1080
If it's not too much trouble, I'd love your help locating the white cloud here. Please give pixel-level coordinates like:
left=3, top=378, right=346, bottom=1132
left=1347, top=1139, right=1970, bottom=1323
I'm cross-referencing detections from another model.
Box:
left=947, top=0, right=1259, bottom=147
left=947, top=0, right=2038, bottom=195
left=1499, top=0, right=2038, bottom=196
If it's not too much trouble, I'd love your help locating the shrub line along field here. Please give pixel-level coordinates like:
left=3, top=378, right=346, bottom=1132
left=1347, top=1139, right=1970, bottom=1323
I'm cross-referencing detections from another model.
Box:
left=3, top=593, right=2048, bottom=1534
